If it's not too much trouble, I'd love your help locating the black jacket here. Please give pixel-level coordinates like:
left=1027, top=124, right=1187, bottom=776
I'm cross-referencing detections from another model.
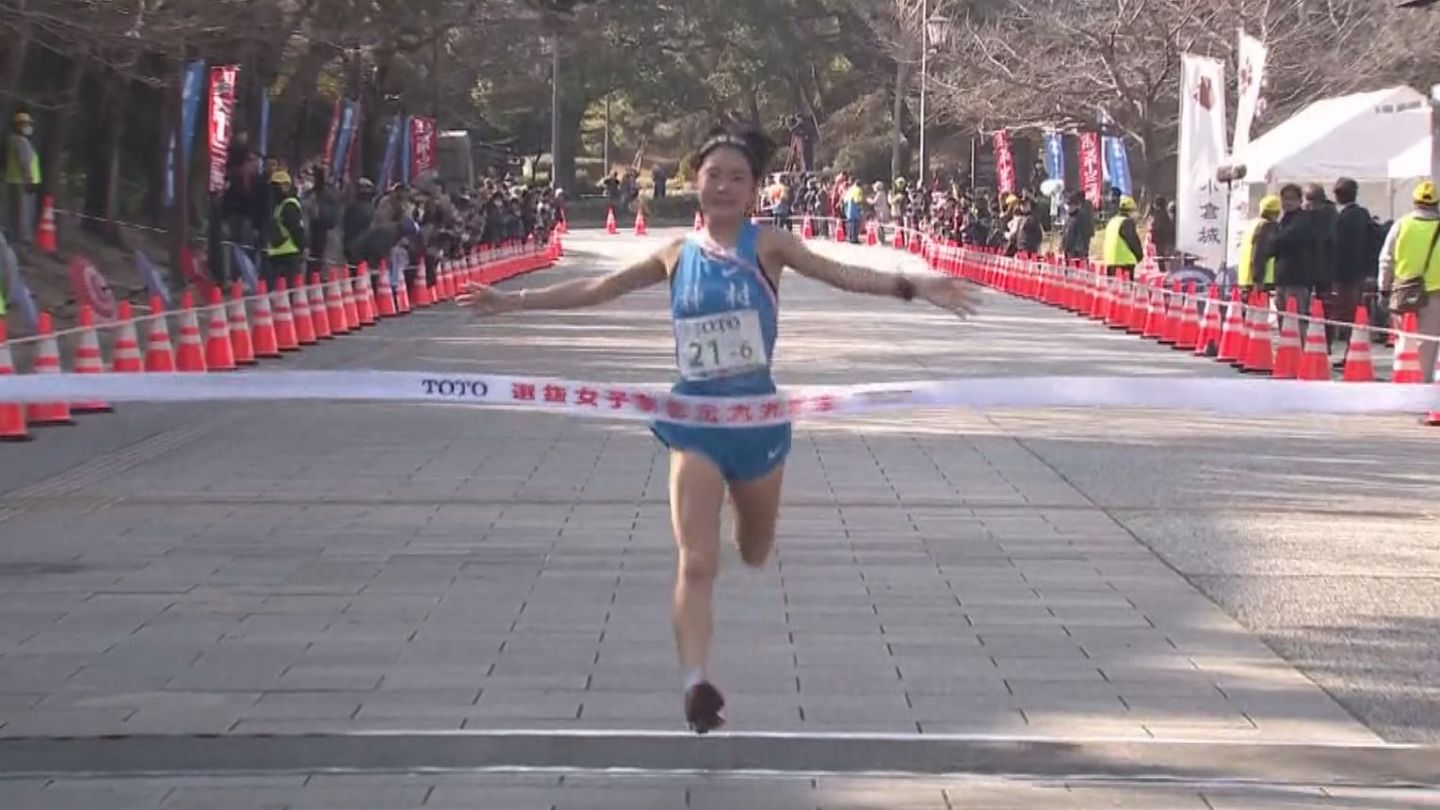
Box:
left=1334, top=202, right=1379, bottom=284
left=1307, top=200, right=1338, bottom=286
left=1268, top=209, right=1325, bottom=288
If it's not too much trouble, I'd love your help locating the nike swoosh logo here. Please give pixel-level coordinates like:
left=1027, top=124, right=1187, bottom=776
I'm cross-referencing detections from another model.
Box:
left=766, top=446, right=785, bottom=461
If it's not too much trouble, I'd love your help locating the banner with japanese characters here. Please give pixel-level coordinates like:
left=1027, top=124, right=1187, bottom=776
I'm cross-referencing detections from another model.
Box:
left=1078, top=132, right=1104, bottom=209
left=993, top=130, right=1016, bottom=194
left=1177, top=54, right=1227, bottom=269
left=408, top=116, right=438, bottom=183
left=206, top=65, right=239, bottom=195
left=1041, top=130, right=1064, bottom=191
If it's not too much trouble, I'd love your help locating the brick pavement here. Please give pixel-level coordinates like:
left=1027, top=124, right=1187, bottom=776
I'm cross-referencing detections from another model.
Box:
left=0, top=229, right=1432, bottom=801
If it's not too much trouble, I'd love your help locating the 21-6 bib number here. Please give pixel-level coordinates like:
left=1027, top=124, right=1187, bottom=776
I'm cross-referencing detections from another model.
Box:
left=675, top=310, right=767, bottom=381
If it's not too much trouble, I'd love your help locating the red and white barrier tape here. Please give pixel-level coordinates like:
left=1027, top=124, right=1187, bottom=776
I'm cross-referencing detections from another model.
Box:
left=1, top=372, right=1437, bottom=422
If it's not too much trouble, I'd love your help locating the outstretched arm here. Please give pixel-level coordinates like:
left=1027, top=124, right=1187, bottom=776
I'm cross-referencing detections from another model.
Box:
left=459, top=239, right=677, bottom=314
left=767, top=227, right=913, bottom=297
left=764, top=228, right=979, bottom=317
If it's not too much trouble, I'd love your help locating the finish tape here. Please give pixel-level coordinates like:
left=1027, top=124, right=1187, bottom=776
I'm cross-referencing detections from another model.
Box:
left=1, top=372, right=1437, bottom=425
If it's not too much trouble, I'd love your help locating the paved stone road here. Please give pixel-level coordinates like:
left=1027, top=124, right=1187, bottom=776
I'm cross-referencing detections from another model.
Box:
left=0, top=227, right=1436, bottom=805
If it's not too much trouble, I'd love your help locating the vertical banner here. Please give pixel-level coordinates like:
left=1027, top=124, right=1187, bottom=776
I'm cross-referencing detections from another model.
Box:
left=165, top=59, right=207, bottom=206
left=331, top=100, right=358, bottom=180
left=258, top=89, right=272, bottom=157
left=347, top=101, right=362, bottom=184
left=322, top=98, right=343, bottom=174
left=1041, top=130, right=1065, bottom=188
left=1232, top=30, right=1268, bottom=158
left=206, top=65, right=239, bottom=195
left=1, top=233, right=39, bottom=334
left=409, top=116, right=438, bottom=181
left=400, top=116, right=413, bottom=186
left=1097, top=108, right=1133, bottom=196
left=1226, top=30, right=1268, bottom=271
left=992, top=130, right=1016, bottom=194
left=1078, top=131, right=1104, bottom=209
left=379, top=115, right=402, bottom=190
left=1177, top=54, right=1228, bottom=270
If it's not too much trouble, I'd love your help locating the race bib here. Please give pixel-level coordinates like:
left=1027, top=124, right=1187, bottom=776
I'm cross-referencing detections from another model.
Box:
left=674, top=309, right=767, bottom=381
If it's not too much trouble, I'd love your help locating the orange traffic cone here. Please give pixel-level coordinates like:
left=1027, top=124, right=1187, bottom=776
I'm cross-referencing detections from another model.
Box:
left=606, top=208, right=618, bottom=235
left=801, top=215, right=814, bottom=240
left=111, top=302, right=143, bottom=373
left=1391, top=312, right=1422, bottom=384
left=290, top=278, right=318, bottom=345
left=340, top=270, right=361, bottom=329
left=354, top=265, right=377, bottom=325
left=908, top=228, right=921, bottom=254
left=694, top=210, right=704, bottom=232
left=143, top=297, right=176, bottom=373
left=376, top=263, right=398, bottom=317
left=228, top=283, right=256, bottom=366
left=410, top=270, right=432, bottom=309
left=1173, top=283, right=1200, bottom=350
left=308, top=274, right=333, bottom=339
left=1240, top=293, right=1274, bottom=375
left=1217, top=288, right=1247, bottom=365
left=26, top=312, right=74, bottom=425
left=634, top=208, right=648, bottom=236
left=396, top=272, right=413, bottom=313
left=70, top=305, right=113, bottom=413
left=0, top=322, right=30, bottom=441
left=271, top=278, right=299, bottom=352
left=1194, top=285, right=1223, bottom=356
left=35, top=195, right=57, bottom=254
left=325, top=271, right=350, bottom=335
left=1297, top=299, right=1331, bottom=381
left=251, top=280, right=281, bottom=359
left=892, top=223, right=905, bottom=249
left=1271, top=299, right=1302, bottom=379
left=1341, top=306, right=1375, bottom=382
left=866, top=220, right=879, bottom=246
left=205, top=287, right=237, bottom=371
left=1159, top=282, right=1183, bottom=345
left=175, top=291, right=207, bottom=372
left=833, top=218, right=846, bottom=242
left=1141, top=281, right=1165, bottom=339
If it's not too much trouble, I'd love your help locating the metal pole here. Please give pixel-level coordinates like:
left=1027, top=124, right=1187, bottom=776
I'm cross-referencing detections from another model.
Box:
left=1430, top=83, right=1439, bottom=186
left=550, top=36, right=561, bottom=191
left=918, top=0, right=928, bottom=183
left=603, top=94, right=610, bottom=174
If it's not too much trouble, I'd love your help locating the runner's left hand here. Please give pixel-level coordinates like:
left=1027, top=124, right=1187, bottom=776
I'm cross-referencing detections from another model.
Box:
left=917, top=276, right=981, bottom=318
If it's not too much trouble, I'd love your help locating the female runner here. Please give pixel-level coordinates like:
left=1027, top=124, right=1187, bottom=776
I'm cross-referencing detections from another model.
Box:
left=458, top=126, right=978, bottom=733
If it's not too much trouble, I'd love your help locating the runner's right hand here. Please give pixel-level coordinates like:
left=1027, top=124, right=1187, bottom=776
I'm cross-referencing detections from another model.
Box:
left=457, top=283, right=520, bottom=315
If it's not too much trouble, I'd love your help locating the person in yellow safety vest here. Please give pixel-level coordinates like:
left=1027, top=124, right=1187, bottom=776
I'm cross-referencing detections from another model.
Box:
left=1101, top=195, right=1143, bottom=277
left=1237, top=194, right=1281, bottom=292
left=264, top=169, right=307, bottom=288
left=1378, top=180, right=1440, bottom=384
left=4, top=111, right=41, bottom=248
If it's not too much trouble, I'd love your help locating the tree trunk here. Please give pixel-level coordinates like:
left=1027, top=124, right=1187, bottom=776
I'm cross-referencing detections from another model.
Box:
left=82, top=71, right=129, bottom=245
left=891, top=57, right=908, bottom=179
left=270, top=40, right=337, bottom=164
left=0, top=5, right=31, bottom=137
left=38, top=57, right=85, bottom=201
left=551, top=98, right=583, bottom=195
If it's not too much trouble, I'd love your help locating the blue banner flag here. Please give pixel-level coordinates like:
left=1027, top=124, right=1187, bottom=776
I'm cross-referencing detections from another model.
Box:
left=1042, top=130, right=1065, bottom=189
left=331, top=100, right=358, bottom=181
left=258, top=89, right=272, bottom=157
left=165, top=59, right=207, bottom=206
left=135, top=249, right=172, bottom=307
left=378, top=116, right=402, bottom=190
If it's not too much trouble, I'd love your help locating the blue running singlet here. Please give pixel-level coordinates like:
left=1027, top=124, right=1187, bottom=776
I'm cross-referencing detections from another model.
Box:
left=652, top=222, right=791, bottom=480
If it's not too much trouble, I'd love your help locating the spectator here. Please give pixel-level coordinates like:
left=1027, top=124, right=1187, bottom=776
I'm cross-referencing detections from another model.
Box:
left=1239, top=195, right=1281, bottom=293
left=1101, top=195, right=1142, bottom=276
left=1303, top=183, right=1338, bottom=292
left=1377, top=180, right=1440, bottom=384
left=263, top=170, right=306, bottom=287
left=342, top=178, right=377, bottom=266
left=4, top=110, right=40, bottom=248
left=1330, top=177, right=1379, bottom=354
left=1267, top=183, right=1324, bottom=320
left=305, top=166, right=341, bottom=276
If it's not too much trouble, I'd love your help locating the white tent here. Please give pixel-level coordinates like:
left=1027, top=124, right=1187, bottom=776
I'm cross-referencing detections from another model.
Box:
left=1240, top=85, right=1432, bottom=218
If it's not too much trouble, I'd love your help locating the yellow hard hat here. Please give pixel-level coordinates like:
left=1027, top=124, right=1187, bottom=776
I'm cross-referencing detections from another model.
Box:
left=270, top=170, right=293, bottom=186
left=1415, top=180, right=1438, bottom=206
left=1259, top=195, right=1282, bottom=215
left=1118, top=195, right=1137, bottom=213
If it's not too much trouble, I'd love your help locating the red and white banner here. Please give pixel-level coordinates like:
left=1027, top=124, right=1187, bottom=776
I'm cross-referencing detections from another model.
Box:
left=993, top=131, right=1016, bottom=194
left=2, top=371, right=1437, bottom=421
left=409, top=116, right=438, bottom=181
left=207, top=65, right=239, bottom=195
left=1177, top=53, right=1228, bottom=270
left=1078, top=132, right=1104, bottom=209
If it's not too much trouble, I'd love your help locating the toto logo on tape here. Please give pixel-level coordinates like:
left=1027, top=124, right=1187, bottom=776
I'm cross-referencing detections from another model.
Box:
left=419, top=377, right=490, bottom=398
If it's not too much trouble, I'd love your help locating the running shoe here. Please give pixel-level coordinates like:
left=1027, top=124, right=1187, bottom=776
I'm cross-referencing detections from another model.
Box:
left=684, top=680, right=726, bottom=734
